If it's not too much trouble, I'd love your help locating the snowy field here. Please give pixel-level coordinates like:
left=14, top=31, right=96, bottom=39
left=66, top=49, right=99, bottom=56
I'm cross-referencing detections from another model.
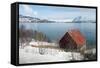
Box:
left=19, top=45, right=84, bottom=64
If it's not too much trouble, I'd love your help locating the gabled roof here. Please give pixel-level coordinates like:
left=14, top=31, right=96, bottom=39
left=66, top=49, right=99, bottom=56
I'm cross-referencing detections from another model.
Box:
left=68, top=29, right=86, bottom=46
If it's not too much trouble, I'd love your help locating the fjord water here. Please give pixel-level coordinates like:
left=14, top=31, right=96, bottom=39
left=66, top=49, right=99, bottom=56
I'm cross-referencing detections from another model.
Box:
left=19, top=22, right=96, bottom=48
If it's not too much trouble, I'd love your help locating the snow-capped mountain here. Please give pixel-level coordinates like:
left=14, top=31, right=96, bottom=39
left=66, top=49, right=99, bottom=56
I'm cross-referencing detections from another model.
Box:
left=72, top=16, right=96, bottom=23
left=19, top=15, right=55, bottom=23
left=19, top=15, right=95, bottom=23
left=50, top=19, right=73, bottom=22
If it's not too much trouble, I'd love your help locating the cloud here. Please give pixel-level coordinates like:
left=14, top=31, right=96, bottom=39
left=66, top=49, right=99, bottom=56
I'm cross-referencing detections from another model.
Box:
left=46, top=12, right=77, bottom=20
left=20, top=5, right=38, bottom=17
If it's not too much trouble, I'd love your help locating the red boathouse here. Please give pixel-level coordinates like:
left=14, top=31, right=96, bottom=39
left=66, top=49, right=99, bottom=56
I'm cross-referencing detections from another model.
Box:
left=59, top=29, right=86, bottom=51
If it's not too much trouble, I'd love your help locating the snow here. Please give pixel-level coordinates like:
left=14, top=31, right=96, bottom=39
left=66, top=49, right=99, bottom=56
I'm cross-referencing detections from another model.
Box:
left=19, top=45, right=84, bottom=64
left=50, top=19, right=73, bottom=22
left=29, top=40, right=58, bottom=47
left=84, top=48, right=96, bottom=55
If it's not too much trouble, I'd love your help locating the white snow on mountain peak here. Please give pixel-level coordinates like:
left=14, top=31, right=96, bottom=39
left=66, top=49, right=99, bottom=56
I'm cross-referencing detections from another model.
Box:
left=50, top=19, right=73, bottom=22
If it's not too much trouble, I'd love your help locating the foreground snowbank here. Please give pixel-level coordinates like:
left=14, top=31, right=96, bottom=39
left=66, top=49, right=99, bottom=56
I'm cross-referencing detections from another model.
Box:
left=19, top=46, right=84, bottom=64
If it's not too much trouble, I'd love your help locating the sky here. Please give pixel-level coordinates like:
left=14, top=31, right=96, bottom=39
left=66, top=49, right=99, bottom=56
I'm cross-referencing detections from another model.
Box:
left=19, top=4, right=96, bottom=21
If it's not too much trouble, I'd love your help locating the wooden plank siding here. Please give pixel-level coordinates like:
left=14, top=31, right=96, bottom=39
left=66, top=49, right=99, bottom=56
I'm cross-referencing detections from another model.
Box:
left=59, top=30, right=86, bottom=51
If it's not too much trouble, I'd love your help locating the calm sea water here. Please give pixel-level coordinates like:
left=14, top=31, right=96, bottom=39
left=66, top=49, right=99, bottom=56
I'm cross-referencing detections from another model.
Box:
left=19, top=22, right=96, bottom=47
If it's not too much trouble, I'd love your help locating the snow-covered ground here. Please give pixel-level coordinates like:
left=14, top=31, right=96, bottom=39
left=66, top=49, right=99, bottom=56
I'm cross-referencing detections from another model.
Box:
left=84, top=48, right=96, bottom=55
left=29, top=40, right=58, bottom=47
left=19, top=45, right=84, bottom=64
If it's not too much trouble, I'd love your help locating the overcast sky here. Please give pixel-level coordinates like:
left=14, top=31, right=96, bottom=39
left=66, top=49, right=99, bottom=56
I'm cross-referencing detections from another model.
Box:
left=19, top=4, right=96, bottom=20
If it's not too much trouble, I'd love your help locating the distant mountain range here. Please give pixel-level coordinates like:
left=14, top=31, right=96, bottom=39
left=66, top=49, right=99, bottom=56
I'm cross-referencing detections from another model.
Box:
left=19, top=15, right=55, bottom=23
left=19, top=15, right=96, bottom=23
